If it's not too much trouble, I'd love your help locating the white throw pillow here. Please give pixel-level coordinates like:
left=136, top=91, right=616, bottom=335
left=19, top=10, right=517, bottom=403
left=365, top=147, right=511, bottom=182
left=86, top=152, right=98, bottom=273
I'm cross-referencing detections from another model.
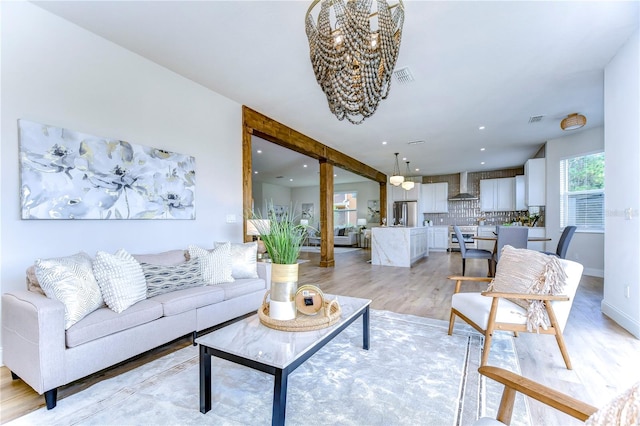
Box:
left=214, top=241, right=258, bottom=279
left=188, top=243, right=234, bottom=285
left=34, top=252, right=104, bottom=329
left=93, top=249, right=147, bottom=313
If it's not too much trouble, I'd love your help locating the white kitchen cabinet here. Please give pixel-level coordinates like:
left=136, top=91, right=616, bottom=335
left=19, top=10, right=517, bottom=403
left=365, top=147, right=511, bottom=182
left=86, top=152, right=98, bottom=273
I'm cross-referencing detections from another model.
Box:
left=427, top=226, right=449, bottom=251
left=422, top=182, right=449, bottom=213
left=515, top=175, right=526, bottom=211
left=480, top=178, right=515, bottom=211
left=410, top=227, right=429, bottom=263
left=525, top=158, right=545, bottom=206
left=389, top=182, right=421, bottom=202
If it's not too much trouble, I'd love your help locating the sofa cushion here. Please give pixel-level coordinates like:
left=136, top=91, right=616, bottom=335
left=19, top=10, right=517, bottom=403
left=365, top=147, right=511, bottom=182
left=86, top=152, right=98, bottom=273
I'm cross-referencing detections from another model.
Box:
left=65, top=299, right=163, bottom=348
left=132, top=250, right=188, bottom=266
left=150, top=286, right=225, bottom=317
left=215, top=241, right=258, bottom=279
left=141, top=258, right=203, bottom=298
left=188, top=244, right=234, bottom=285
left=34, top=252, right=104, bottom=329
left=217, top=278, right=267, bottom=301
left=93, top=249, right=147, bottom=313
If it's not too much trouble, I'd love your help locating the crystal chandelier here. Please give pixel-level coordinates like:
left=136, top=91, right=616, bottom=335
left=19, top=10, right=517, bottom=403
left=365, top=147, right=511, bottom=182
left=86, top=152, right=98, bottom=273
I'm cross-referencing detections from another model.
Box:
left=401, top=161, right=414, bottom=190
left=305, top=0, right=405, bottom=124
left=389, top=153, right=404, bottom=186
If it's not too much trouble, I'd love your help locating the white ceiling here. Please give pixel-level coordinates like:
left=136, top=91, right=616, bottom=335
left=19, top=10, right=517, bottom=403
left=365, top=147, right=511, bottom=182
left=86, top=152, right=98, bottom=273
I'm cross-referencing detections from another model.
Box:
left=33, top=1, right=639, bottom=187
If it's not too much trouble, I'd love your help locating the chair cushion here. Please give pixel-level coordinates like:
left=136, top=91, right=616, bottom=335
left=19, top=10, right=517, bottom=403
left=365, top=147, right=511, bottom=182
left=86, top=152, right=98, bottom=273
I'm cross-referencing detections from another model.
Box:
left=34, top=252, right=104, bottom=329
left=488, top=245, right=567, bottom=331
left=452, top=292, right=527, bottom=329
left=464, top=248, right=492, bottom=259
left=65, top=299, right=163, bottom=347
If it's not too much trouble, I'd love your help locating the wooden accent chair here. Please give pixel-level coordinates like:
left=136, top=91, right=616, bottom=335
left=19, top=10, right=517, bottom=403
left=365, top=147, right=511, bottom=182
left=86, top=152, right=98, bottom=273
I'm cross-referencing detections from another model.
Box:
left=477, top=366, right=640, bottom=425
left=475, top=366, right=598, bottom=425
left=448, top=257, right=584, bottom=369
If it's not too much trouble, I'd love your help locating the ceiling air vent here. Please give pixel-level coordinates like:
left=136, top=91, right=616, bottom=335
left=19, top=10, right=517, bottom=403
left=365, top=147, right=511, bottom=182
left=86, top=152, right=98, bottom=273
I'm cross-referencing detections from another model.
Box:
left=407, top=140, right=425, bottom=145
left=393, top=67, right=414, bottom=85
left=528, top=115, right=545, bottom=123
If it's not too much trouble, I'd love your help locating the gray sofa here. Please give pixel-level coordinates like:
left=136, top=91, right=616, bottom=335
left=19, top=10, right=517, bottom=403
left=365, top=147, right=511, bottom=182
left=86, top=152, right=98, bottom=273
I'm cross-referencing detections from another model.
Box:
left=1, top=249, right=271, bottom=410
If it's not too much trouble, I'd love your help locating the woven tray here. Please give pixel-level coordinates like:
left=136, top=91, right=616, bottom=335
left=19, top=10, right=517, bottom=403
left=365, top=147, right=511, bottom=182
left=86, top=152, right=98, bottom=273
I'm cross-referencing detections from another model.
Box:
left=258, top=291, right=342, bottom=332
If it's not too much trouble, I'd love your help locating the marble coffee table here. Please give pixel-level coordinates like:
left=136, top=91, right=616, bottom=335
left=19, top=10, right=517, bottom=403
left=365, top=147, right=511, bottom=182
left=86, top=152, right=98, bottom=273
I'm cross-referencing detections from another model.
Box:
left=196, top=295, right=371, bottom=425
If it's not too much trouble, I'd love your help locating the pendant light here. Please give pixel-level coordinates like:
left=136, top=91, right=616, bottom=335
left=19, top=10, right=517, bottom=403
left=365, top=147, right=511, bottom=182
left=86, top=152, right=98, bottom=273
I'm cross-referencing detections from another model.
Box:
left=389, top=153, right=404, bottom=186
left=401, top=161, right=415, bottom=190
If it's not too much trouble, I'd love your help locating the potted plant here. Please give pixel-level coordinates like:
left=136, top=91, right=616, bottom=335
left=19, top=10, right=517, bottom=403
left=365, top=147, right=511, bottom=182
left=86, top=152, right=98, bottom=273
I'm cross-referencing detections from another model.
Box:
left=249, top=203, right=306, bottom=320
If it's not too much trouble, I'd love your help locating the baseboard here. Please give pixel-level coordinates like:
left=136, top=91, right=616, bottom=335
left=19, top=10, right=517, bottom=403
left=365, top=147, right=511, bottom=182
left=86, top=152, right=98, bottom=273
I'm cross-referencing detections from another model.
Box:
left=601, top=300, right=640, bottom=339
left=583, top=267, right=604, bottom=278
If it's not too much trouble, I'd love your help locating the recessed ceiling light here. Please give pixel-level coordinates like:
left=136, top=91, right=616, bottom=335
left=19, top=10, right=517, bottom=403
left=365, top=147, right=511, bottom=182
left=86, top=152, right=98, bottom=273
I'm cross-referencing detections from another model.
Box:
left=382, top=141, right=387, bottom=145
left=481, top=161, right=485, bottom=165
left=303, top=164, right=307, bottom=168
left=334, top=174, right=337, bottom=177
left=402, top=157, right=407, bottom=161
left=256, top=149, right=262, bottom=154
left=415, top=168, right=420, bottom=172
left=479, top=126, right=485, bottom=130
left=289, top=178, right=293, bottom=181
left=254, top=171, right=258, bottom=174
left=480, top=148, right=485, bottom=151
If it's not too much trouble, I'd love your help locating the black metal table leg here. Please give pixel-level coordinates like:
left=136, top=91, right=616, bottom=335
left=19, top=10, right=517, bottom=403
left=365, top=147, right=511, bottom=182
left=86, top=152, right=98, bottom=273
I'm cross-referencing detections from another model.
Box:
left=200, top=345, right=212, bottom=414
left=272, top=368, right=288, bottom=426
left=363, top=305, right=370, bottom=350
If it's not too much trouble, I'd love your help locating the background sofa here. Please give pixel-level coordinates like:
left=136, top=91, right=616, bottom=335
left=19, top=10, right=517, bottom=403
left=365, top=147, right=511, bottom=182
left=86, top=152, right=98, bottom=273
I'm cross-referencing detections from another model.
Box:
left=1, top=245, right=271, bottom=409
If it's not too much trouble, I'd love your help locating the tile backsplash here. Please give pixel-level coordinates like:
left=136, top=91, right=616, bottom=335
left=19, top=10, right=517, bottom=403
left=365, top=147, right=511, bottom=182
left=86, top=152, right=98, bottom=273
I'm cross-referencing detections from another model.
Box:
left=421, top=168, right=545, bottom=226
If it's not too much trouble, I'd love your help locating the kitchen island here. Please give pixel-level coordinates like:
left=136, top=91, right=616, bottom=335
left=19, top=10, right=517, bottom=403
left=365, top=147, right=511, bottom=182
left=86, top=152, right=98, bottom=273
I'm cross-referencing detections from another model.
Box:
left=371, top=226, right=428, bottom=267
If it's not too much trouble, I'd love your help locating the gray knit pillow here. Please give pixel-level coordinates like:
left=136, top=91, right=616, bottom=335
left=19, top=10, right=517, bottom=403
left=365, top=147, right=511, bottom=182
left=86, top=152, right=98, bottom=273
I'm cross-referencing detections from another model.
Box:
left=93, top=249, right=147, bottom=313
left=34, top=252, right=103, bottom=329
left=142, top=258, right=203, bottom=298
left=188, top=243, right=234, bottom=285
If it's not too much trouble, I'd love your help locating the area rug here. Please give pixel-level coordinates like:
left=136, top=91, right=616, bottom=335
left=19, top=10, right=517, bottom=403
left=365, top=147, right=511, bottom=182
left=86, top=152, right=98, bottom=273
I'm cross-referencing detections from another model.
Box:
left=8, top=311, right=530, bottom=426
left=299, top=246, right=361, bottom=254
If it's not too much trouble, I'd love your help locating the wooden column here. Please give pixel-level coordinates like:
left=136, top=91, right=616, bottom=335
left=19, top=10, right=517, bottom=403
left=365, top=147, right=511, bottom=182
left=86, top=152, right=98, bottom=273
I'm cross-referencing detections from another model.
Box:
left=379, top=182, right=388, bottom=226
left=242, top=124, right=253, bottom=242
left=319, top=160, right=335, bottom=267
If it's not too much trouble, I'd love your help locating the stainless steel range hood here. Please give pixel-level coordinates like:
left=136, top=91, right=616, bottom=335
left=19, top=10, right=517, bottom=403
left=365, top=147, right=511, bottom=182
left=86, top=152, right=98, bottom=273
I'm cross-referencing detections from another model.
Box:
left=449, top=171, right=478, bottom=201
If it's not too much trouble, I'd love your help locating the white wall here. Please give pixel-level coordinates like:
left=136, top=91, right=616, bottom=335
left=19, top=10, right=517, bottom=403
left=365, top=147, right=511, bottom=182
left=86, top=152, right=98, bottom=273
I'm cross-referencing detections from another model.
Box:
left=259, top=183, right=292, bottom=214
left=603, top=29, right=640, bottom=338
left=545, top=127, right=605, bottom=277
left=1, top=2, right=245, bottom=361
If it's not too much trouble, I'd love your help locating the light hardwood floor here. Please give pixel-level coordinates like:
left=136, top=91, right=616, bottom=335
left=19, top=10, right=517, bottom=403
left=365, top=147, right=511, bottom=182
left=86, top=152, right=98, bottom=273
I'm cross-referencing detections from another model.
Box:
left=1, top=250, right=639, bottom=424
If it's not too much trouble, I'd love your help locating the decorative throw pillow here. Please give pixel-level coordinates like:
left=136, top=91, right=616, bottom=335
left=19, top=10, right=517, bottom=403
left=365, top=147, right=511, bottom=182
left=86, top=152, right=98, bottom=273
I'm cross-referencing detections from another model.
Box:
left=214, top=241, right=258, bottom=279
left=586, top=381, right=640, bottom=425
left=34, top=252, right=104, bottom=329
left=93, top=249, right=147, bottom=313
left=141, top=258, right=204, bottom=298
left=188, top=243, right=234, bottom=285
left=488, top=245, right=567, bottom=331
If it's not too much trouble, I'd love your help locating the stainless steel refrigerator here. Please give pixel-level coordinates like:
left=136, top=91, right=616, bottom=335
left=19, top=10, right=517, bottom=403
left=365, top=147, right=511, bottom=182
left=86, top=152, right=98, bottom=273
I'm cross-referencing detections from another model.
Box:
left=392, top=201, right=419, bottom=227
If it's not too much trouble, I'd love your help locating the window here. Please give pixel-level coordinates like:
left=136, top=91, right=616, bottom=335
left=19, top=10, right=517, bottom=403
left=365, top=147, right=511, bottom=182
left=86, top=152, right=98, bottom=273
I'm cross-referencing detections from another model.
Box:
left=560, top=152, right=605, bottom=231
left=333, top=191, right=357, bottom=227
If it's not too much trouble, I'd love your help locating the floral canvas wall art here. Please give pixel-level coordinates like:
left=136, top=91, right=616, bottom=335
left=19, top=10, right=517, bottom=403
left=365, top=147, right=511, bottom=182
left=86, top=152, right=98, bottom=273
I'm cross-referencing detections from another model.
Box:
left=19, top=119, right=196, bottom=220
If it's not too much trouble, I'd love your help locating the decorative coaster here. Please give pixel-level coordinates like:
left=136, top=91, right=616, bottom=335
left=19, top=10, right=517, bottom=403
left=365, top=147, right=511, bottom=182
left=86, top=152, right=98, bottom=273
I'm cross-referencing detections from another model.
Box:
left=295, top=284, right=324, bottom=316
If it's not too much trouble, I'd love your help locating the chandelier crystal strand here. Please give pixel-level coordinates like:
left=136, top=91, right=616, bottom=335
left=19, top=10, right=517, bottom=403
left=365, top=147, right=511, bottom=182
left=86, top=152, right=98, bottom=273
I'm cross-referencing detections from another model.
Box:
left=305, top=0, right=404, bottom=124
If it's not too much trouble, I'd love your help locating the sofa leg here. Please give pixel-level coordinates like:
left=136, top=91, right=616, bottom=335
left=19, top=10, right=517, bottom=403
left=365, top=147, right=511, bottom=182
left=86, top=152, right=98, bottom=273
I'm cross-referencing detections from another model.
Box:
left=192, top=331, right=197, bottom=346
left=10, top=371, right=20, bottom=380
left=44, top=388, right=57, bottom=410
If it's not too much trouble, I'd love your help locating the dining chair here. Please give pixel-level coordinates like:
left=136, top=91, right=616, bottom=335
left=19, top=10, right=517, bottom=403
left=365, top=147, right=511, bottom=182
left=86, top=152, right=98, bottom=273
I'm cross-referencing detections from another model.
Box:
left=448, top=252, right=584, bottom=369
left=454, top=225, right=492, bottom=276
left=543, top=226, right=577, bottom=259
left=494, top=226, right=529, bottom=262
